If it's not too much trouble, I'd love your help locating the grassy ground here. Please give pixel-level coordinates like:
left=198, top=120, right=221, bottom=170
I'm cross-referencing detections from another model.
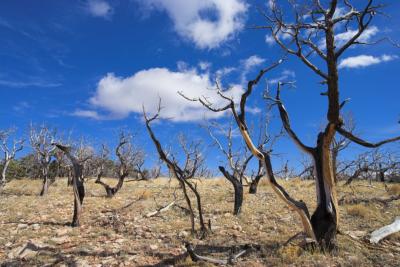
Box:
left=0, top=178, right=399, bottom=266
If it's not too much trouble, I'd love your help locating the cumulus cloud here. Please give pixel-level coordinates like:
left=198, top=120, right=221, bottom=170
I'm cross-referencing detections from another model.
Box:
left=136, top=0, right=247, bottom=49
left=72, top=109, right=102, bottom=120
left=338, top=54, right=397, bottom=69
left=268, top=69, right=296, bottom=84
left=86, top=68, right=243, bottom=122
left=319, top=26, right=378, bottom=50
left=86, top=0, right=113, bottom=18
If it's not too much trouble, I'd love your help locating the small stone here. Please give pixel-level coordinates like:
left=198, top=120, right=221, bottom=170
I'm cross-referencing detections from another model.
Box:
left=149, top=244, right=158, bottom=250
left=17, top=223, right=28, bottom=229
left=32, top=224, right=40, bottom=230
left=178, top=230, right=189, bottom=238
left=232, top=225, right=242, bottom=231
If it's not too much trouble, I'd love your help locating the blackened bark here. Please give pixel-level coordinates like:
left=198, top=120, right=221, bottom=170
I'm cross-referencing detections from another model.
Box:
left=310, top=133, right=338, bottom=251
left=40, top=177, right=49, bottom=196
left=95, top=176, right=126, bottom=198
left=72, top=176, right=85, bottom=227
left=249, top=174, right=262, bottom=194
left=219, top=166, right=243, bottom=215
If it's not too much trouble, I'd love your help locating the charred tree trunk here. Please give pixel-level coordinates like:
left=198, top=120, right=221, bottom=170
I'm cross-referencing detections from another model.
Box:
left=219, top=166, right=243, bottom=215
left=95, top=176, right=126, bottom=198
left=40, top=176, right=49, bottom=196
left=249, top=173, right=262, bottom=194
left=310, top=130, right=338, bottom=250
left=54, top=144, right=85, bottom=227
left=72, top=174, right=85, bottom=227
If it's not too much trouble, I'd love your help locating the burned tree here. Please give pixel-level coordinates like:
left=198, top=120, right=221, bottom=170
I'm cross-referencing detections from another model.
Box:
left=0, top=129, right=24, bottom=191
left=259, top=0, right=400, bottom=249
left=187, top=0, right=400, bottom=249
left=95, top=132, right=144, bottom=197
left=53, top=142, right=91, bottom=227
left=30, top=124, right=56, bottom=196
left=206, top=121, right=253, bottom=215
left=143, top=102, right=209, bottom=238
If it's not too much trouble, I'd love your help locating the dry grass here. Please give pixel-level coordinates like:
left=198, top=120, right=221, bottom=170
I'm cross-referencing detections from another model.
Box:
left=0, top=178, right=399, bottom=266
left=387, top=184, right=400, bottom=196
left=346, top=204, right=370, bottom=218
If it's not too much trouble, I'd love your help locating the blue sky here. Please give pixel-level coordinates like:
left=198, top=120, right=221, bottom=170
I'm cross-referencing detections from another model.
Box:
left=1, top=0, right=400, bottom=173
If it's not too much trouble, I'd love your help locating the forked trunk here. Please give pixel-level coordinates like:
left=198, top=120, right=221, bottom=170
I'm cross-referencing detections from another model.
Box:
left=219, top=166, right=243, bottom=215
left=310, top=130, right=338, bottom=250
left=95, top=175, right=126, bottom=198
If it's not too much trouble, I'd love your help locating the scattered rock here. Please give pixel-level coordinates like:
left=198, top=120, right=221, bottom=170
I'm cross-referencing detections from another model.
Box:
left=51, top=236, right=70, bottom=245
left=233, top=225, right=242, bottom=231
left=150, top=244, right=158, bottom=250
left=178, top=230, right=189, bottom=238
left=8, top=241, right=51, bottom=260
left=17, top=223, right=28, bottom=229
left=32, top=223, right=40, bottom=230
left=56, top=227, right=72, bottom=236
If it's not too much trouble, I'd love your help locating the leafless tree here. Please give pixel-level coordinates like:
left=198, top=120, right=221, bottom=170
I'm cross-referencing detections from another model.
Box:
left=259, top=0, right=400, bottom=249
left=143, top=101, right=209, bottom=238
left=95, top=132, right=144, bottom=197
left=0, top=128, right=24, bottom=191
left=53, top=141, right=92, bottom=227
left=206, top=120, right=253, bottom=215
left=186, top=1, right=400, bottom=250
left=29, top=124, right=56, bottom=196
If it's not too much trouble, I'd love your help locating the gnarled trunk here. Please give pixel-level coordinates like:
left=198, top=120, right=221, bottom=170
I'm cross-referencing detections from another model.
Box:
left=0, top=160, right=10, bottom=191
left=72, top=175, right=85, bottom=227
left=249, top=173, right=262, bottom=194
left=219, top=166, right=243, bottom=215
left=310, top=129, right=338, bottom=250
left=95, top=175, right=126, bottom=198
left=40, top=177, right=49, bottom=196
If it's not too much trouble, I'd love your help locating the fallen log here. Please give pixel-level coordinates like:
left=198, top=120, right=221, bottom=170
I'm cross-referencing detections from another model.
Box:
left=185, top=243, right=255, bottom=265
left=370, top=217, right=400, bottom=244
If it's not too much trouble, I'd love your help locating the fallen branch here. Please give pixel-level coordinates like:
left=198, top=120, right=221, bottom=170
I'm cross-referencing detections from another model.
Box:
left=370, top=217, right=400, bottom=244
left=185, top=243, right=255, bottom=265
left=338, top=195, right=400, bottom=206
left=145, top=201, right=175, bottom=218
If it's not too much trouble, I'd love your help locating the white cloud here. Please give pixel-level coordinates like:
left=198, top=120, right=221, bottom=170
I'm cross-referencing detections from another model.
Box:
left=86, top=0, right=113, bottom=18
left=240, top=55, right=265, bottom=84
left=338, top=54, right=398, bottom=69
left=243, top=55, right=265, bottom=71
left=87, top=68, right=243, bottom=122
left=268, top=69, right=296, bottom=84
left=136, top=0, right=247, bottom=49
left=265, top=31, right=291, bottom=46
left=72, top=109, right=102, bottom=120
left=319, top=26, right=379, bottom=50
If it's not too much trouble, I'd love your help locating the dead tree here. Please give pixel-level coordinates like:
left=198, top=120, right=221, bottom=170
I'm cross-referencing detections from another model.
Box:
left=53, top=143, right=90, bottom=227
left=259, top=0, right=400, bottom=249
left=29, top=124, right=56, bottom=196
left=143, top=102, right=209, bottom=238
left=206, top=120, right=253, bottom=215
left=95, top=132, right=144, bottom=197
left=0, top=129, right=24, bottom=191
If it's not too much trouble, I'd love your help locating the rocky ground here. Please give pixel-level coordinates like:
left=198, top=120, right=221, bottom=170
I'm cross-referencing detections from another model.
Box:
left=0, top=178, right=399, bottom=266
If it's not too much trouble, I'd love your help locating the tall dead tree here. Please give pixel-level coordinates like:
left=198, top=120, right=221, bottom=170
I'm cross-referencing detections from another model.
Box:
left=0, top=129, right=24, bottom=191
left=259, top=0, right=400, bottom=249
left=186, top=1, right=400, bottom=250
left=143, top=102, right=209, bottom=238
left=96, top=132, right=144, bottom=197
left=30, top=124, right=56, bottom=196
left=53, top=142, right=91, bottom=227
